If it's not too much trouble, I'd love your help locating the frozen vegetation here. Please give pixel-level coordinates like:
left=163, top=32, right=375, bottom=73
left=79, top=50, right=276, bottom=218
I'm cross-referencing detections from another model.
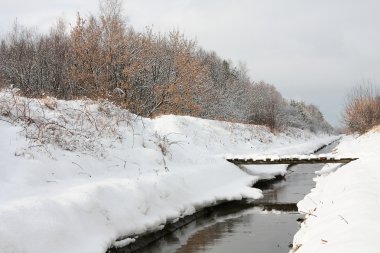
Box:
left=0, top=89, right=336, bottom=253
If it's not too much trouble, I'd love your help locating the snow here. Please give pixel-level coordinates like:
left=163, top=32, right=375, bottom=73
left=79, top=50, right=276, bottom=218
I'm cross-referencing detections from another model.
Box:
left=226, top=153, right=339, bottom=161
left=292, top=130, right=380, bottom=253
left=0, top=90, right=337, bottom=253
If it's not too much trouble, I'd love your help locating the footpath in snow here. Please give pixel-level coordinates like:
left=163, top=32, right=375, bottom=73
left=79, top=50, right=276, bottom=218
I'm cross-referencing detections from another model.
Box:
left=292, top=128, right=380, bottom=253
left=0, top=89, right=336, bottom=253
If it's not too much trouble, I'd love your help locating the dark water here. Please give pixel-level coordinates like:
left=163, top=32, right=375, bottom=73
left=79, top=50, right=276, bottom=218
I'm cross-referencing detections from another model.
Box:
left=139, top=142, right=338, bottom=253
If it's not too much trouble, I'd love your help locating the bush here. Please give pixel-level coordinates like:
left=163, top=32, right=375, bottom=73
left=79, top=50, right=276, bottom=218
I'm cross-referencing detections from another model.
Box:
left=343, top=84, right=380, bottom=133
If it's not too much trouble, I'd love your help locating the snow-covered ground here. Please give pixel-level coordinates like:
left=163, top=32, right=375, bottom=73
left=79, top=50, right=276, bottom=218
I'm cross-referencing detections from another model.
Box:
left=292, top=129, right=380, bottom=253
left=0, top=89, right=337, bottom=253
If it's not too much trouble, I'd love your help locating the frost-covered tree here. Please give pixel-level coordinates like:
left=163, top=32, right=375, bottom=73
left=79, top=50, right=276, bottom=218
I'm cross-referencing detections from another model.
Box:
left=283, top=100, right=333, bottom=133
left=248, top=81, right=284, bottom=131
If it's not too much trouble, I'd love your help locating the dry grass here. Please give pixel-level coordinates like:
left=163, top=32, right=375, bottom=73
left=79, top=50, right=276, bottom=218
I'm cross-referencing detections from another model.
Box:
left=0, top=88, right=135, bottom=155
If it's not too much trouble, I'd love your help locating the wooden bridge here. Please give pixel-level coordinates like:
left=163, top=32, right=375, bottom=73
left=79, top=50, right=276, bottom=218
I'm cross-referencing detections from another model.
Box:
left=226, top=154, right=358, bottom=165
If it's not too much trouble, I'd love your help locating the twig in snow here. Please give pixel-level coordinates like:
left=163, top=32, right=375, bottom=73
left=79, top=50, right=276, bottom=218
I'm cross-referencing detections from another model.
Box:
left=112, top=155, right=128, bottom=169
left=338, top=214, right=349, bottom=224
left=78, top=171, right=92, bottom=178
left=162, top=157, right=169, bottom=171
left=307, top=196, right=318, bottom=206
left=28, top=144, right=53, bottom=157
left=0, top=118, right=13, bottom=124
left=299, top=210, right=317, bottom=217
left=72, top=161, right=84, bottom=170
left=291, top=243, right=302, bottom=252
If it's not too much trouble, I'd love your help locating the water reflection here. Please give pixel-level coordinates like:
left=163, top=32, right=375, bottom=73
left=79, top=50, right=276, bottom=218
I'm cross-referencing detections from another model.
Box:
left=140, top=208, right=301, bottom=253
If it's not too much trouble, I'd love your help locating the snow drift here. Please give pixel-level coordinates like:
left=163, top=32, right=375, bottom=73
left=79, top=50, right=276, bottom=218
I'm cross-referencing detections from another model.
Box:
left=292, top=129, right=380, bottom=253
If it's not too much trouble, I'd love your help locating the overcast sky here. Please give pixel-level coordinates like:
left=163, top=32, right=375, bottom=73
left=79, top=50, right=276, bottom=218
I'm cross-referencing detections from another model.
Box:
left=1, top=0, right=380, bottom=126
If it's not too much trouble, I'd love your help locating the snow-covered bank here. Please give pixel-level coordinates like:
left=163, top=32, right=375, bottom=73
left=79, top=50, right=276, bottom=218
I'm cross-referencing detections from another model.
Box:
left=292, top=130, right=380, bottom=253
left=0, top=90, right=337, bottom=253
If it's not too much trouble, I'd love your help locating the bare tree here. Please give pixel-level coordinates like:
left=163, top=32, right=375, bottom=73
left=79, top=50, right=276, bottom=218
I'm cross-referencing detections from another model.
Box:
left=99, top=0, right=127, bottom=91
left=69, top=14, right=103, bottom=96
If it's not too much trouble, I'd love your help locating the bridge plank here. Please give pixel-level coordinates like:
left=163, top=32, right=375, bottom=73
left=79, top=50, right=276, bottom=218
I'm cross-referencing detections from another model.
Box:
left=226, top=157, right=358, bottom=165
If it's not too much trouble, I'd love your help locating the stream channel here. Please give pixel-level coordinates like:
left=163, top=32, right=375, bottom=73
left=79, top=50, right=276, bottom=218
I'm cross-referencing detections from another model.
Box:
left=128, top=141, right=338, bottom=253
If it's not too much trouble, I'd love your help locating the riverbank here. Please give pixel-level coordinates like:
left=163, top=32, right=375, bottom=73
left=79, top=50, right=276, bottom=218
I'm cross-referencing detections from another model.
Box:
left=292, top=129, right=380, bottom=253
left=0, top=89, right=337, bottom=253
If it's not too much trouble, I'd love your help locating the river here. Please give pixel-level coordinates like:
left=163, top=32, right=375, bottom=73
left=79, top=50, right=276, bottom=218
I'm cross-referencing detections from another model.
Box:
left=136, top=141, right=338, bottom=253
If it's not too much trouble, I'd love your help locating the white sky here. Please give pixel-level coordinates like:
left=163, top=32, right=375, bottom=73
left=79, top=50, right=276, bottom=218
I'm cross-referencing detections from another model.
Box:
left=1, top=0, right=380, bottom=126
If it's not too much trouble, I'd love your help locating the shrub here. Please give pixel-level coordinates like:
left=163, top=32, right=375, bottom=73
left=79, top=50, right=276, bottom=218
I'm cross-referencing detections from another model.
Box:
left=343, top=83, right=380, bottom=133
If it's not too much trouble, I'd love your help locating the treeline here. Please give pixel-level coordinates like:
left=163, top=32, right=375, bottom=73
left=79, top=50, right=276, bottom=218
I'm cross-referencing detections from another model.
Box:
left=0, top=0, right=333, bottom=133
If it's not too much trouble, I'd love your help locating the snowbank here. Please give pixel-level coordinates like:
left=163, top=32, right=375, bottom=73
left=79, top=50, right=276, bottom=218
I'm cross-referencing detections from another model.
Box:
left=0, top=90, right=337, bottom=253
left=292, top=130, right=380, bottom=253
